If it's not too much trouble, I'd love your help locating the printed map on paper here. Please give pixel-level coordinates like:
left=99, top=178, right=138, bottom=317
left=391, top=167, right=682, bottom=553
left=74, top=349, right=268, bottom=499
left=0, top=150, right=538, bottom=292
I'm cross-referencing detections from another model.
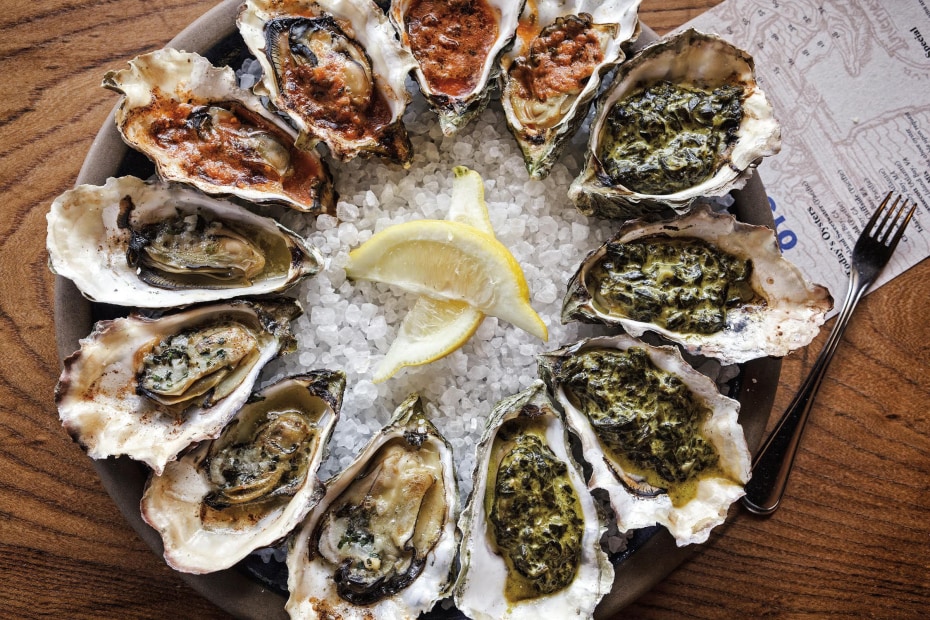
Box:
left=685, top=0, right=930, bottom=310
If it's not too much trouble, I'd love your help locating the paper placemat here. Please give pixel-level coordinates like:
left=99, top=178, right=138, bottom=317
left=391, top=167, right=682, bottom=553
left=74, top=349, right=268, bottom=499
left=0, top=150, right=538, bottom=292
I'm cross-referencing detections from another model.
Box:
left=685, top=0, right=930, bottom=310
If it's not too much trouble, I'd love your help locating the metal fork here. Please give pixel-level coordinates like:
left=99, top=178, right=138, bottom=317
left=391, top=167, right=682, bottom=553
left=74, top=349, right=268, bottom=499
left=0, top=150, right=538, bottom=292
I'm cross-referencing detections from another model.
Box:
left=742, top=191, right=917, bottom=515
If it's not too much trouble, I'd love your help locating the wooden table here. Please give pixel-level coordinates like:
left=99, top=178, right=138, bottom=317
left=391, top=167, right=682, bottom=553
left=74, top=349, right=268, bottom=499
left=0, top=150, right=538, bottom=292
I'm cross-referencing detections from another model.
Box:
left=3, top=0, right=928, bottom=617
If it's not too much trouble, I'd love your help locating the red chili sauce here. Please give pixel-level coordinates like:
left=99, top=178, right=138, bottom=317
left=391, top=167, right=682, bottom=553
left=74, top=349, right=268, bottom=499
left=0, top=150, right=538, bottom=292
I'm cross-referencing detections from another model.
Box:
left=404, top=0, right=500, bottom=98
left=511, top=14, right=604, bottom=101
left=136, top=96, right=327, bottom=208
left=271, top=26, right=393, bottom=142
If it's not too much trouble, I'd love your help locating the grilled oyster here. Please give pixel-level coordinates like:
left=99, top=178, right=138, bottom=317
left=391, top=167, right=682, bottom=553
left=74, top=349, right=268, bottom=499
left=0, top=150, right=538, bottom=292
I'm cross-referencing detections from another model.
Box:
left=538, top=335, right=751, bottom=546
left=500, top=0, right=642, bottom=178
left=287, top=394, right=458, bottom=619
left=454, top=382, right=612, bottom=620
left=46, top=176, right=323, bottom=308
left=141, top=372, right=344, bottom=574
left=238, top=0, right=416, bottom=165
left=103, top=48, right=335, bottom=214
left=569, top=29, right=781, bottom=219
left=390, top=0, right=525, bottom=135
left=562, top=206, right=833, bottom=364
left=56, top=298, right=301, bottom=474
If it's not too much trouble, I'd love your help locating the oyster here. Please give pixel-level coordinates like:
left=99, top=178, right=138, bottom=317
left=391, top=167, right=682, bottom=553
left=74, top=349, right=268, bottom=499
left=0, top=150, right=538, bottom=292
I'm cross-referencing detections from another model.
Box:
left=46, top=176, right=323, bottom=308
left=454, top=382, right=612, bottom=620
left=390, top=0, right=525, bottom=135
left=103, top=48, right=336, bottom=214
left=287, top=394, right=458, bottom=619
left=499, top=0, right=642, bottom=178
left=569, top=29, right=781, bottom=219
left=562, top=206, right=833, bottom=364
left=141, top=371, right=345, bottom=573
left=56, top=298, right=301, bottom=474
left=238, top=0, right=416, bottom=164
left=538, top=335, right=751, bottom=546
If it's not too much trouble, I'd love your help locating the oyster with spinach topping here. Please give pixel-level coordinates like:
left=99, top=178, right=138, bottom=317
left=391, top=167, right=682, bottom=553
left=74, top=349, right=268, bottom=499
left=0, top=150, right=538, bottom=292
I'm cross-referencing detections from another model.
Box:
left=455, top=382, right=612, bottom=620
left=562, top=206, right=833, bottom=364
left=538, top=335, right=752, bottom=546
left=569, top=28, right=781, bottom=219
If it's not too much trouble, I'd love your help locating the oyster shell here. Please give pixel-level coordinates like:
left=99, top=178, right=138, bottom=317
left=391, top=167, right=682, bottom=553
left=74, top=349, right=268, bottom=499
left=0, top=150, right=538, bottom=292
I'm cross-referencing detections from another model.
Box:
left=56, top=298, right=301, bottom=474
left=562, top=205, right=833, bottom=364
left=286, top=394, right=458, bottom=619
left=141, top=371, right=345, bottom=573
left=538, top=335, right=751, bottom=546
left=103, top=48, right=336, bottom=214
left=389, top=0, right=526, bottom=135
left=499, top=0, right=642, bottom=178
left=454, top=382, right=613, bottom=620
left=46, top=176, right=323, bottom=308
left=238, top=0, right=416, bottom=165
left=569, top=29, right=781, bottom=219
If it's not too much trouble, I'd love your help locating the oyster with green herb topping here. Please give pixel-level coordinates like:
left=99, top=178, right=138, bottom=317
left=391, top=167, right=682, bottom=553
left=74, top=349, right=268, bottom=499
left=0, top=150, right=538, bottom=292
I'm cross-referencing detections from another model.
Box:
left=562, top=206, right=833, bottom=364
left=454, top=382, right=612, bottom=619
left=286, top=394, right=458, bottom=619
left=141, top=371, right=345, bottom=573
left=569, top=28, right=781, bottom=219
left=538, top=335, right=751, bottom=546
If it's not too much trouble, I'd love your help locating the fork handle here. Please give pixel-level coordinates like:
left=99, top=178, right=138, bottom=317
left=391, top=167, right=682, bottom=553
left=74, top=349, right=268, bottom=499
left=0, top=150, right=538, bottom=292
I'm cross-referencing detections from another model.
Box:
left=742, top=273, right=868, bottom=515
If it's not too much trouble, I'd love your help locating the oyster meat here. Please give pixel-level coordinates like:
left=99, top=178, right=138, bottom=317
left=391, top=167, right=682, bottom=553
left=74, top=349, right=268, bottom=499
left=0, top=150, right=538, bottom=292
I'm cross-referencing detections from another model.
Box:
left=562, top=205, right=833, bottom=364
left=287, top=394, right=458, bottom=619
left=103, top=48, right=335, bottom=214
left=141, top=372, right=345, bottom=574
left=390, top=0, right=525, bottom=135
left=500, top=0, right=641, bottom=178
left=47, top=176, right=323, bottom=308
left=569, top=29, right=782, bottom=219
left=56, top=298, right=301, bottom=474
left=454, top=382, right=612, bottom=620
left=238, top=0, right=416, bottom=164
left=539, top=335, right=751, bottom=546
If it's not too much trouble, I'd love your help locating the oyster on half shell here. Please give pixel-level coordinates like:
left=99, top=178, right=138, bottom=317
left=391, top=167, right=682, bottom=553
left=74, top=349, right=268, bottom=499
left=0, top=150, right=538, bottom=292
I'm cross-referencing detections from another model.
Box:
left=562, top=205, right=833, bottom=364
left=454, top=382, right=613, bottom=620
left=499, top=0, right=642, bottom=178
left=103, top=48, right=336, bottom=214
left=390, top=0, right=526, bottom=135
left=141, top=372, right=344, bottom=574
left=286, top=394, right=458, bottom=619
left=46, top=176, right=323, bottom=308
left=56, top=298, right=301, bottom=474
left=569, top=29, right=781, bottom=220
left=238, top=0, right=417, bottom=165
left=538, top=335, right=751, bottom=546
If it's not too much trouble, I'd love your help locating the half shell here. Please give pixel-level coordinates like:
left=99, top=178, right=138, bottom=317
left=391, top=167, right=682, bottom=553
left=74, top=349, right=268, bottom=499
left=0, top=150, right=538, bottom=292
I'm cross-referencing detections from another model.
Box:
left=454, top=381, right=613, bottom=619
left=103, top=48, right=336, bottom=214
left=47, top=176, right=323, bottom=308
left=562, top=205, right=833, bottom=364
left=238, top=0, right=417, bottom=164
left=538, top=335, right=751, bottom=546
left=390, top=0, right=526, bottom=135
left=141, top=371, right=345, bottom=573
left=499, top=0, right=642, bottom=178
left=286, top=394, right=458, bottom=619
left=569, top=29, right=781, bottom=219
left=56, top=298, right=301, bottom=474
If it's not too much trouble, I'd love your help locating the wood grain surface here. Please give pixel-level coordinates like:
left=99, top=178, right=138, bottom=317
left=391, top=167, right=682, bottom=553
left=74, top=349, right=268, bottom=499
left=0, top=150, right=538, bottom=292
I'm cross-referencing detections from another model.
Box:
left=2, top=0, right=928, bottom=618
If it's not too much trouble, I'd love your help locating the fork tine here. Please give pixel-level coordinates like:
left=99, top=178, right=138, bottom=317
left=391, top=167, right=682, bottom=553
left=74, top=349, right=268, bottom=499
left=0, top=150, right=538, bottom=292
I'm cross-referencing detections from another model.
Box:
left=878, top=195, right=905, bottom=244
left=864, top=191, right=893, bottom=235
left=885, top=200, right=917, bottom=248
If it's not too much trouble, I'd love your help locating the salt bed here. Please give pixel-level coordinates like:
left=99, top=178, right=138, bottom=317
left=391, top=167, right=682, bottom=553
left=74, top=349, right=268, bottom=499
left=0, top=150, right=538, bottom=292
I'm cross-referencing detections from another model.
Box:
left=260, top=84, right=734, bottom=503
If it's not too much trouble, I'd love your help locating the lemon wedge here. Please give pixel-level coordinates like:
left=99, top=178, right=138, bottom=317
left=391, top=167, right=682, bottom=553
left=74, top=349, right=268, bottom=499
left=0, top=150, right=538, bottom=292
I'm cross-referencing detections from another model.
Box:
left=349, top=167, right=547, bottom=381
left=373, top=167, right=493, bottom=382
left=347, top=219, right=548, bottom=342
